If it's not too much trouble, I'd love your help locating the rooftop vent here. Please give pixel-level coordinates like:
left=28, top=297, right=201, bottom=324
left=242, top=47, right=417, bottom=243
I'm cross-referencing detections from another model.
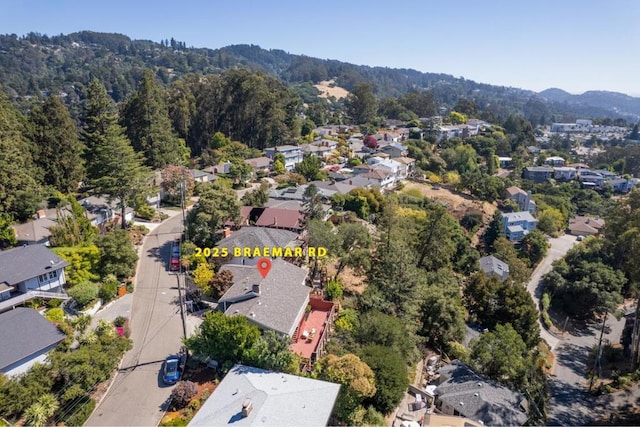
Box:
left=252, top=284, right=261, bottom=294
left=242, top=398, right=253, bottom=417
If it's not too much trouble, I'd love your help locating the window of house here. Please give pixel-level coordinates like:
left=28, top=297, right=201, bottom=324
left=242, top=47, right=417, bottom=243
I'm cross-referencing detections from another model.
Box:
left=49, top=271, right=58, bottom=280
left=39, top=274, right=47, bottom=283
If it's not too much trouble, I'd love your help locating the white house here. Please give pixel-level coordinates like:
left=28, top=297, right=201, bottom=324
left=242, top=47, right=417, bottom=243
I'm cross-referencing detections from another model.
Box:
left=265, top=145, right=304, bottom=171
left=544, top=156, right=566, bottom=167
left=0, top=245, right=68, bottom=306
left=553, top=167, right=577, bottom=181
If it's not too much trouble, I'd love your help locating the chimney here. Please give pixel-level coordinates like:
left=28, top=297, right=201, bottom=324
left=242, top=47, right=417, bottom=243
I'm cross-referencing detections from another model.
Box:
left=252, top=284, right=261, bottom=294
left=273, top=217, right=277, bottom=226
left=223, top=228, right=232, bottom=238
left=36, top=209, right=46, bottom=219
left=242, top=398, right=253, bottom=417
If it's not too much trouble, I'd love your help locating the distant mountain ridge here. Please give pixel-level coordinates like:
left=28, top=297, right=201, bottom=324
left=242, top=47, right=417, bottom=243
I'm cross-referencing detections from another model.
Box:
left=0, top=31, right=638, bottom=122
left=539, top=88, right=640, bottom=119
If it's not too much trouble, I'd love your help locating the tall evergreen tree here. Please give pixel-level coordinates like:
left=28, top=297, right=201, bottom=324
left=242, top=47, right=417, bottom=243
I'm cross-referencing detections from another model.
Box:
left=30, top=96, right=85, bottom=193
left=0, top=87, right=41, bottom=220
left=121, top=70, right=189, bottom=168
left=81, top=80, right=150, bottom=229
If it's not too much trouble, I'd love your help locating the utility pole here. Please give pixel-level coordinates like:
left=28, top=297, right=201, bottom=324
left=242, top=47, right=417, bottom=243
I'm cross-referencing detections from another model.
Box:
left=589, top=311, right=608, bottom=391
left=631, top=301, right=640, bottom=369
left=176, top=176, right=188, bottom=340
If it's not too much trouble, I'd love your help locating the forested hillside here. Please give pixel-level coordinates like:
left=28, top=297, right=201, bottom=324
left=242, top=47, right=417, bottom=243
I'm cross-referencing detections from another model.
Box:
left=1, top=31, right=638, bottom=122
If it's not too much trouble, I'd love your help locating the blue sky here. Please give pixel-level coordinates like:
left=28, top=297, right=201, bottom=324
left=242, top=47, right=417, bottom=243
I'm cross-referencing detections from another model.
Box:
left=2, top=0, right=639, bottom=95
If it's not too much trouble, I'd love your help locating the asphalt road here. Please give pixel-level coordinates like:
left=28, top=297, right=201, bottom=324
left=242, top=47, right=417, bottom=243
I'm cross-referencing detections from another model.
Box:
left=86, top=214, right=186, bottom=426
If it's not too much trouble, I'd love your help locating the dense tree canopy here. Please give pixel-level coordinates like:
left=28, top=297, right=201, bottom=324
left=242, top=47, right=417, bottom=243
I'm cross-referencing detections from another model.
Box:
left=187, top=183, right=240, bottom=248
left=30, top=95, right=85, bottom=193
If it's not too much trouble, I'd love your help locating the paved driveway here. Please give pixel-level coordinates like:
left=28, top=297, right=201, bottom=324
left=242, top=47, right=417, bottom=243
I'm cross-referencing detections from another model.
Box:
left=86, top=214, right=186, bottom=426
left=526, top=234, right=577, bottom=351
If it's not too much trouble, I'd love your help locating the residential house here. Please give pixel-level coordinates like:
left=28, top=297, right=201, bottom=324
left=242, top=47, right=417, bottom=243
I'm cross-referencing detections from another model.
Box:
left=502, top=211, right=538, bottom=242
left=350, top=169, right=395, bottom=190
left=0, top=308, right=66, bottom=376
left=568, top=216, right=605, bottom=236
left=215, top=227, right=301, bottom=266
left=553, top=167, right=577, bottom=181
left=577, top=170, right=605, bottom=186
left=478, top=255, right=510, bottom=282
left=423, top=414, right=483, bottom=427
left=188, top=364, right=340, bottom=427
left=393, top=157, right=417, bottom=178
left=609, top=178, right=638, bottom=193
left=244, top=157, right=272, bottom=176
left=368, top=157, right=403, bottom=180
left=217, top=259, right=309, bottom=337
left=265, top=145, right=304, bottom=171
left=80, top=195, right=134, bottom=227
left=309, top=180, right=358, bottom=197
left=253, top=207, right=306, bottom=232
left=433, top=360, right=528, bottom=426
left=12, top=208, right=71, bottom=246
left=204, top=161, right=232, bottom=175
left=189, top=169, right=216, bottom=183
left=544, top=156, right=566, bottom=166
left=379, top=142, right=408, bottom=158
left=0, top=245, right=69, bottom=312
left=498, top=157, right=513, bottom=168
left=522, top=166, right=554, bottom=183
left=527, top=146, right=542, bottom=155
left=301, top=144, right=333, bottom=159
left=351, top=164, right=371, bottom=175
left=505, top=186, right=536, bottom=214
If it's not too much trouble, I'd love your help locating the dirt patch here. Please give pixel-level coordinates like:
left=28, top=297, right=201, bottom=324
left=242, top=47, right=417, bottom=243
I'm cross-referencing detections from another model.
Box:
left=325, top=262, right=366, bottom=295
left=403, top=182, right=497, bottom=246
left=314, top=80, right=349, bottom=100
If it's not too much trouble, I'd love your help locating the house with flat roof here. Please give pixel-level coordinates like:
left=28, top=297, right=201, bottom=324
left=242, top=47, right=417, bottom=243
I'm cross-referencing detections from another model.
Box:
left=188, top=364, right=340, bottom=427
left=0, top=308, right=66, bottom=376
left=479, top=255, right=510, bottom=282
left=218, top=259, right=309, bottom=337
left=544, top=156, right=566, bottom=166
left=434, top=360, right=528, bottom=426
left=553, top=167, right=577, bottom=181
left=522, top=166, right=553, bottom=183
left=0, top=245, right=69, bottom=312
left=502, top=211, right=538, bottom=242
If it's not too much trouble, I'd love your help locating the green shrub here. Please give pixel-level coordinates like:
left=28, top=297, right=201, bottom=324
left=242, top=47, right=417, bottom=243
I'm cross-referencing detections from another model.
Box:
left=542, top=312, right=553, bottom=329
left=113, top=316, right=127, bottom=327
left=71, top=314, right=92, bottom=334
left=99, top=277, right=119, bottom=303
left=47, top=299, right=62, bottom=308
left=65, top=398, right=96, bottom=427
left=160, top=415, right=188, bottom=427
left=189, top=399, right=200, bottom=411
left=126, top=282, right=135, bottom=293
left=541, top=293, right=551, bottom=311
left=45, top=307, right=64, bottom=323
left=326, top=279, right=343, bottom=301
left=68, top=281, right=99, bottom=309
left=446, top=341, right=469, bottom=362
left=135, top=204, right=156, bottom=220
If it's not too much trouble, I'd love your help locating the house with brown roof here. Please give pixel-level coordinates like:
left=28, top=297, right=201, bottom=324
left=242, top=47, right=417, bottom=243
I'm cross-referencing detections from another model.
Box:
left=504, top=186, right=536, bottom=214
left=244, top=157, right=271, bottom=175
left=350, top=169, right=395, bottom=189
left=254, top=207, right=305, bottom=231
left=568, top=216, right=605, bottom=236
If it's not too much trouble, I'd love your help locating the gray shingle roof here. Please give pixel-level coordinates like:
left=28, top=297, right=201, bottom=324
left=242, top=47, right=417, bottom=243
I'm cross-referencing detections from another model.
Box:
left=216, top=227, right=299, bottom=252
left=0, top=308, right=65, bottom=370
left=436, top=360, right=528, bottom=426
left=479, top=256, right=509, bottom=282
left=188, top=364, right=340, bottom=427
left=0, top=245, right=68, bottom=286
left=218, top=259, right=309, bottom=336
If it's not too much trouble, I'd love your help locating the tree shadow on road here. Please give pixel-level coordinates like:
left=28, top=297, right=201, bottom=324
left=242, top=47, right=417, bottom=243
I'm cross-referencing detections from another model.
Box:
left=555, top=342, right=591, bottom=377
left=548, top=379, right=594, bottom=426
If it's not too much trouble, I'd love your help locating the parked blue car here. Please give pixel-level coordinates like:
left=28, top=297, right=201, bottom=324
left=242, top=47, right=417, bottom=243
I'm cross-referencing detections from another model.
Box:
left=162, top=355, right=181, bottom=385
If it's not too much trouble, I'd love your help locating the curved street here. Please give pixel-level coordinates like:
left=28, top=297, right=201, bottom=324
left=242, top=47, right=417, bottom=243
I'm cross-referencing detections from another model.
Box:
left=86, top=213, right=187, bottom=426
